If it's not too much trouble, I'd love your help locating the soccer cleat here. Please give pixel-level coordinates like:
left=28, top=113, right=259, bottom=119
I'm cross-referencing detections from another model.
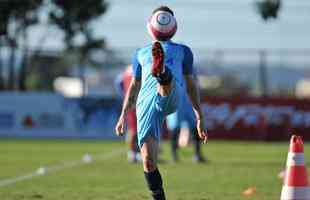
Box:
left=193, top=155, right=207, bottom=163
left=151, top=41, right=165, bottom=77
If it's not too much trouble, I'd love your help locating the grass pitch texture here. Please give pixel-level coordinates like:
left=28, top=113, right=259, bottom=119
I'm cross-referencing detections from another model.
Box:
left=0, top=139, right=307, bottom=200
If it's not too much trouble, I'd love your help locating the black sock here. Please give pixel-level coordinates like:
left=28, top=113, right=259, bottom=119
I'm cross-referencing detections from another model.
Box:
left=156, top=68, right=172, bottom=85
left=192, top=129, right=201, bottom=158
left=144, top=169, right=166, bottom=200
left=171, top=128, right=180, bottom=161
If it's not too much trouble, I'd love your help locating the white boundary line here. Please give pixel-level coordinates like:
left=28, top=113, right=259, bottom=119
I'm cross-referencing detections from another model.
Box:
left=0, top=148, right=126, bottom=187
left=0, top=173, right=41, bottom=187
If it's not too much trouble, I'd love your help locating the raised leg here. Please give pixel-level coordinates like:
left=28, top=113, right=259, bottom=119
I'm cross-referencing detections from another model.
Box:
left=151, top=41, right=173, bottom=97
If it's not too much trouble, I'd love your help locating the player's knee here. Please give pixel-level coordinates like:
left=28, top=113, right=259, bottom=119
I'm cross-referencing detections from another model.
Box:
left=143, top=156, right=157, bottom=172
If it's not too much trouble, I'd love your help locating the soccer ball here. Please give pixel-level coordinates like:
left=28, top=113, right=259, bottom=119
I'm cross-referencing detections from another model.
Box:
left=147, top=10, right=177, bottom=41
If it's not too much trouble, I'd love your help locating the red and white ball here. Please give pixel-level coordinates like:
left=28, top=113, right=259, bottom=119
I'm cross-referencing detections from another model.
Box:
left=147, top=11, right=177, bottom=41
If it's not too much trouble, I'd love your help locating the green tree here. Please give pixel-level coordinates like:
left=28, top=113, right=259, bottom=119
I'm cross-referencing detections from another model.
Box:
left=0, top=0, right=109, bottom=92
left=255, top=0, right=281, bottom=21
left=0, top=0, right=42, bottom=90
left=0, top=41, right=4, bottom=90
left=49, top=0, right=109, bottom=95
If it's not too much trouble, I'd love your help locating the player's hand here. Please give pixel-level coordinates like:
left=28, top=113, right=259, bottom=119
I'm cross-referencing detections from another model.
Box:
left=115, top=116, right=125, bottom=136
left=197, top=119, right=208, bottom=144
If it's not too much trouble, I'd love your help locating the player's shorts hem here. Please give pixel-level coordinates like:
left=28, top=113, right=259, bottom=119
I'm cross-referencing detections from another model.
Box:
left=138, top=133, right=160, bottom=148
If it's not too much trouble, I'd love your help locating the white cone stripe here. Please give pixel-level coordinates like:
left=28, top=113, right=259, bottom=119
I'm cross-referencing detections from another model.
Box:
left=286, top=152, right=305, bottom=166
left=281, top=186, right=310, bottom=200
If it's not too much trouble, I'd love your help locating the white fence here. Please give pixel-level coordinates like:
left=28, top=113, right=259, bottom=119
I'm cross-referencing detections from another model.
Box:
left=0, top=92, right=119, bottom=139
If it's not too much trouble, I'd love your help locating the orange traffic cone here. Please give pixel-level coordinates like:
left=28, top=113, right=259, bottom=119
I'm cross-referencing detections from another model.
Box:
left=281, top=135, right=310, bottom=200
left=242, top=186, right=256, bottom=197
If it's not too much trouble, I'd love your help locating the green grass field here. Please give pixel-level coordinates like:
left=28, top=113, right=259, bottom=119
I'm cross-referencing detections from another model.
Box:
left=0, top=139, right=307, bottom=200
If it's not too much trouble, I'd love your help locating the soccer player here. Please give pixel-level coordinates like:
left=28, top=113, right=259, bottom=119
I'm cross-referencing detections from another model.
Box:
left=115, top=6, right=208, bottom=200
left=115, top=65, right=140, bottom=163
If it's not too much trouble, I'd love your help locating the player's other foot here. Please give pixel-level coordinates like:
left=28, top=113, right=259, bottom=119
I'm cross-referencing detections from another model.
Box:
left=128, top=151, right=142, bottom=163
left=127, top=151, right=137, bottom=163
left=135, top=152, right=142, bottom=162
left=151, top=41, right=165, bottom=77
left=193, top=155, right=207, bottom=163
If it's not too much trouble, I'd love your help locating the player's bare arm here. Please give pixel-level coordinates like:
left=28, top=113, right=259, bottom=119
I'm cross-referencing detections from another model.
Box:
left=184, top=74, right=208, bottom=143
left=115, top=78, right=141, bottom=136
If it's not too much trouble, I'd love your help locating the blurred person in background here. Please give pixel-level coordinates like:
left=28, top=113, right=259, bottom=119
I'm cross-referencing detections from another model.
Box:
left=166, top=92, right=207, bottom=163
left=115, top=65, right=141, bottom=163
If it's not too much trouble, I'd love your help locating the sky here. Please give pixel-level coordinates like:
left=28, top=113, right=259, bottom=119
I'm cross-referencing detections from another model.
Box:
left=27, top=0, right=310, bottom=52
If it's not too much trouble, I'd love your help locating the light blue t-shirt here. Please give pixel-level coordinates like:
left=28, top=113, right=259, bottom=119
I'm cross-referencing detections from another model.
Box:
left=132, top=40, right=193, bottom=106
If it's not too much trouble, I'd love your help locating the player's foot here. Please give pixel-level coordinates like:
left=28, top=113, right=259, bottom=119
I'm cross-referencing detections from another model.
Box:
left=151, top=41, right=165, bottom=77
left=193, top=155, right=207, bottom=163
left=127, top=151, right=137, bottom=163
left=128, top=151, right=142, bottom=163
left=135, top=152, right=142, bottom=162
